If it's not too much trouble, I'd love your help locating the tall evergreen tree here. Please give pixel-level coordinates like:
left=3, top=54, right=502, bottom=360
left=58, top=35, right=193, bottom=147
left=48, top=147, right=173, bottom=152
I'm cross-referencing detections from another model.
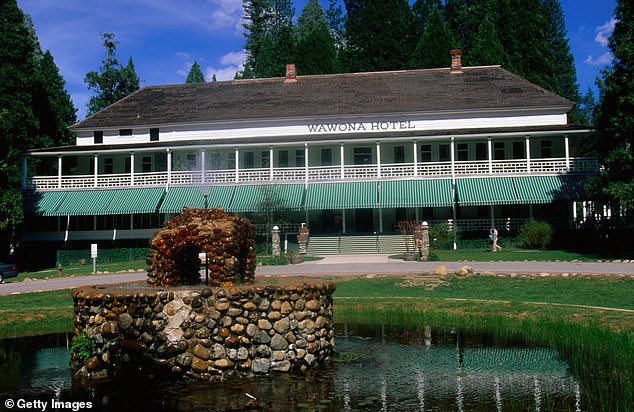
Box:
left=408, top=7, right=457, bottom=69
left=185, top=61, right=206, bottom=83
left=411, top=0, right=443, bottom=40
left=344, top=0, right=414, bottom=72
left=590, top=0, right=634, bottom=211
left=496, top=0, right=556, bottom=91
left=33, top=50, right=77, bottom=147
left=0, top=0, right=77, bottom=248
left=84, top=33, right=141, bottom=116
left=467, top=14, right=508, bottom=67
left=295, top=0, right=336, bottom=75
left=542, top=0, right=582, bottom=123
left=241, top=0, right=274, bottom=78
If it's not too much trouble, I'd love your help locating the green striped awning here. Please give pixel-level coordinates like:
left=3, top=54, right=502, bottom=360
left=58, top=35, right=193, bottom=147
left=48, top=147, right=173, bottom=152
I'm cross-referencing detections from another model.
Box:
left=22, top=191, right=68, bottom=216
left=380, top=179, right=453, bottom=208
left=54, top=190, right=116, bottom=216
left=228, top=184, right=304, bottom=212
left=513, top=175, right=589, bottom=203
left=456, top=177, right=518, bottom=206
left=105, top=188, right=165, bottom=214
left=305, top=182, right=377, bottom=210
left=159, top=186, right=234, bottom=213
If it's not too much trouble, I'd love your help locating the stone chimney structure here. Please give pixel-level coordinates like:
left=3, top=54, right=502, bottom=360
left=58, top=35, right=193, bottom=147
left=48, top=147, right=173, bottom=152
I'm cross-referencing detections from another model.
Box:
left=450, top=49, right=463, bottom=74
left=285, top=63, right=297, bottom=83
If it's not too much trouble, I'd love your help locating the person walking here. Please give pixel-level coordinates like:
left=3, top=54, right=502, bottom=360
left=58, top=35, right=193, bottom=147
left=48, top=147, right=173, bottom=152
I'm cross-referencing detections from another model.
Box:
left=491, top=227, right=502, bottom=252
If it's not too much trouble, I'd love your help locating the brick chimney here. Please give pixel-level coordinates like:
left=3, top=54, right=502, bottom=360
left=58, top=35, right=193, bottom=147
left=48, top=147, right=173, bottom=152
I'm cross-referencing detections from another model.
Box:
left=450, top=49, right=463, bottom=74
left=285, top=63, right=297, bottom=83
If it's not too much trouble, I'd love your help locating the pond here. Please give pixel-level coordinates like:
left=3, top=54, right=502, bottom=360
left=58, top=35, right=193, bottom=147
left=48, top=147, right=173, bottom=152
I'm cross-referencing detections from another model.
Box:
left=0, top=324, right=586, bottom=411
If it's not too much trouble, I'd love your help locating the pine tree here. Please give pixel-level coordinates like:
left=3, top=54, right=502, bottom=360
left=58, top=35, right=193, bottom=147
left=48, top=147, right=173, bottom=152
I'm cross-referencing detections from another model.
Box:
left=344, top=0, right=415, bottom=72
left=241, top=0, right=274, bottom=78
left=542, top=0, right=582, bottom=123
left=408, top=7, right=457, bottom=69
left=84, top=33, right=141, bottom=115
left=467, top=15, right=508, bottom=67
left=411, top=0, right=443, bottom=40
left=590, top=0, right=634, bottom=211
left=186, top=61, right=206, bottom=83
left=295, top=0, right=336, bottom=75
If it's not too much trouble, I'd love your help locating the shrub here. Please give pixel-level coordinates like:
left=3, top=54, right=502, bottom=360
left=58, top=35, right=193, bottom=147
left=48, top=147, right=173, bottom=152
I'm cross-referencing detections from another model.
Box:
left=71, top=334, right=94, bottom=361
left=517, top=220, right=554, bottom=249
left=429, top=222, right=460, bottom=250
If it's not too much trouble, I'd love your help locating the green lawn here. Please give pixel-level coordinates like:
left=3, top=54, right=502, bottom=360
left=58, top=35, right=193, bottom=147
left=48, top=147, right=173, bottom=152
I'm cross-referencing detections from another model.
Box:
left=394, top=248, right=632, bottom=262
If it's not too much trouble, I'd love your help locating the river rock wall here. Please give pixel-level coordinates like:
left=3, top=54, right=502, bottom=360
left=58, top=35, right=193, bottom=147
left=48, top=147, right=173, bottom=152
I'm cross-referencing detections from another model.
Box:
left=71, top=279, right=335, bottom=381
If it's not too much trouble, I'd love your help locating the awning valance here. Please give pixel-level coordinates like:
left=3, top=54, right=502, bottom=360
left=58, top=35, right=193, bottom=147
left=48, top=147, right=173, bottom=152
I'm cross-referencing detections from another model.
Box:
left=305, top=182, right=377, bottom=210
left=379, top=179, right=453, bottom=208
left=159, top=186, right=234, bottom=214
left=228, top=184, right=304, bottom=212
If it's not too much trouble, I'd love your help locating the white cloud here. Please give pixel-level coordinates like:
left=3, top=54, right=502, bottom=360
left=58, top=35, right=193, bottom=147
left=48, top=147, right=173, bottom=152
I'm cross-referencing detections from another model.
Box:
left=595, top=18, right=616, bottom=47
left=209, top=0, right=244, bottom=32
left=205, top=50, right=245, bottom=81
left=584, top=52, right=613, bottom=66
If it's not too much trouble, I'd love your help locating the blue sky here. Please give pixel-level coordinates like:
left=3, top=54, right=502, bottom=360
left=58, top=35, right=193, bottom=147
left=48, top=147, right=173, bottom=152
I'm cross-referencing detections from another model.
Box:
left=18, top=0, right=616, bottom=121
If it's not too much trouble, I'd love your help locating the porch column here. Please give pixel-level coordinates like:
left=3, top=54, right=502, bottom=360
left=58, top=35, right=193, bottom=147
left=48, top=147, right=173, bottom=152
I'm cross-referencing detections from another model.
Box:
left=200, top=149, right=206, bottom=184
left=130, top=152, right=135, bottom=186
left=525, top=136, right=531, bottom=173
left=487, top=137, right=493, bottom=174
left=378, top=208, right=383, bottom=233
left=93, top=154, right=99, bottom=188
left=57, top=155, right=63, bottom=189
left=376, top=142, right=381, bottom=178
left=304, top=143, right=309, bottom=185
left=340, top=143, right=345, bottom=179
left=21, top=156, right=28, bottom=189
left=166, top=149, right=172, bottom=189
left=490, top=205, right=495, bottom=228
left=564, top=135, right=570, bottom=172
left=341, top=209, right=347, bottom=234
left=235, top=148, right=240, bottom=182
left=413, top=141, right=418, bottom=177
left=269, top=147, right=274, bottom=180
left=450, top=137, right=456, bottom=179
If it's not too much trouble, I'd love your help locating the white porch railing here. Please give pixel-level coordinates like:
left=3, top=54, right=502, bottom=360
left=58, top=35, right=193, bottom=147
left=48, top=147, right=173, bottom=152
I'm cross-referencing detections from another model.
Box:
left=27, top=157, right=599, bottom=190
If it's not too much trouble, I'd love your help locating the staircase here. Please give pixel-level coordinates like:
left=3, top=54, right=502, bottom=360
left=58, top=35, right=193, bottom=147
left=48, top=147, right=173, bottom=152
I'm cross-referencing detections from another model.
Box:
left=307, top=234, right=410, bottom=255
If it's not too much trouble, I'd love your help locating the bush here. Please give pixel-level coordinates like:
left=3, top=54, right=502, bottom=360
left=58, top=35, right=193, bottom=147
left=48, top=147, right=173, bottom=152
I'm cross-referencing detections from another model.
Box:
left=429, top=222, right=460, bottom=250
left=517, top=220, right=554, bottom=249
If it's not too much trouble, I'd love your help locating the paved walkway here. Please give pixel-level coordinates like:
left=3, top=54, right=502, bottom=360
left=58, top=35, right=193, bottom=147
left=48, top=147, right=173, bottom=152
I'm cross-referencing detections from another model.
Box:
left=1, top=255, right=632, bottom=295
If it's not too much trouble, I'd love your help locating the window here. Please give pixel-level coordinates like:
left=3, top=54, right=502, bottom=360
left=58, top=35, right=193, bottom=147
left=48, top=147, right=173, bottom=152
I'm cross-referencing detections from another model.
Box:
left=540, top=140, right=552, bottom=158
left=394, top=146, right=405, bottom=163
left=125, top=157, right=131, bottom=173
left=353, top=147, right=372, bottom=165
left=457, top=143, right=468, bottom=161
left=512, top=141, right=525, bottom=159
left=475, top=143, right=487, bottom=161
left=494, top=142, right=505, bottom=160
left=104, top=158, right=114, bottom=174
left=420, top=144, right=432, bottom=162
left=244, top=152, right=254, bottom=168
left=321, top=148, right=332, bottom=166
left=94, top=131, right=103, bottom=144
left=150, top=128, right=159, bottom=142
left=295, top=149, right=305, bottom=167
left=142, top=156, right=152, bottom=173
left=119, top=129, right=133, bottom=136
left=279, top=150, right=288, bottom=167
left=439, top=144, right=450, bottom=162
left=186, top=154, right=197, bottom=169
left=261, top=151, right=270, bottom=168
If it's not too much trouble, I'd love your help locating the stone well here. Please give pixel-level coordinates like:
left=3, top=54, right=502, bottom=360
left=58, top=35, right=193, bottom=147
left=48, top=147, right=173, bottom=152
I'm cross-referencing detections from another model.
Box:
left=71, top=208, right=335, bottom=382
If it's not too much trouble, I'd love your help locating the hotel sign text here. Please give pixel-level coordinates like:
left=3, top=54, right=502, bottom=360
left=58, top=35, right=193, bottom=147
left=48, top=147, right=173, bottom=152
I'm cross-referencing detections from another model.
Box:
left=307, top=120, right=416, bottom=133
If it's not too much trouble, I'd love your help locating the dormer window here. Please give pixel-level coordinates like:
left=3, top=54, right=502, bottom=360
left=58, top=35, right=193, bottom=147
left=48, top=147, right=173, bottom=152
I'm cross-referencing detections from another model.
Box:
left=119, top=129, right=133, bottom=136
left=150, top=128, right=159, bottom=142
left=94, top=131, right=103, bottom=144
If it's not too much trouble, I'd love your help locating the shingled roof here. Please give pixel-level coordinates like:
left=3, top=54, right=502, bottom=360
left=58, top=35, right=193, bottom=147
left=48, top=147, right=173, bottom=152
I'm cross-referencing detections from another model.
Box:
left=70, top=65, right=572, bottom=130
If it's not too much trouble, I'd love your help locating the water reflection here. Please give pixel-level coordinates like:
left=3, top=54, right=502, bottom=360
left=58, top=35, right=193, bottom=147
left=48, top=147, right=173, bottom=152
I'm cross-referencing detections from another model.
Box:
left=0, top=325, right=584, bottom=411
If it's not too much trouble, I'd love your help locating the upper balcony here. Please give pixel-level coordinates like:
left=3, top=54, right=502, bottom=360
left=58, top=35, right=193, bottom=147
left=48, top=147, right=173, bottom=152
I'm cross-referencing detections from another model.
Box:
left=26, top=157, right=599, bottom=191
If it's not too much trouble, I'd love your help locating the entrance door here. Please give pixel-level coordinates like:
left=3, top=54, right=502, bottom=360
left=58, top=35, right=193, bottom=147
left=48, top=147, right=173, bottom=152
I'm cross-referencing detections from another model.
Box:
left=354, top=209, right=374, bottom=233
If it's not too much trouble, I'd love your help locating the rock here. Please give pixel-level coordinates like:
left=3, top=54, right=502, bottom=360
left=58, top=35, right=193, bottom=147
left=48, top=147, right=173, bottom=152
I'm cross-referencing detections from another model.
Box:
left=435, top=265, right=447, bottom=275
left=251, top=358, right=271, bottom=374
left=117, top=313, right=134, bottom=330
left=273, top=317, right=290, bottom=334
left=270, top=334, right=289, bottom=350
left=271, top=360, right=291, bottom=372
left=455, top=266, right=473, bottom=277
left=191, top=358, right=208, bottom=373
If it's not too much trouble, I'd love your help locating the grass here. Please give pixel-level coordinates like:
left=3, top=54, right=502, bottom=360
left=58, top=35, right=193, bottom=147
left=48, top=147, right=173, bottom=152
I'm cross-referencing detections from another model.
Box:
left=392, top=247, right=633, bottom=262
left=0, top=289, right=73, bottom=338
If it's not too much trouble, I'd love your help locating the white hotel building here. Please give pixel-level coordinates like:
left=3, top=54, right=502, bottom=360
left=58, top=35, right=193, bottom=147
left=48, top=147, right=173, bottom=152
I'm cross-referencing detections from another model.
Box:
left=21, top=52, right=597, bottom=256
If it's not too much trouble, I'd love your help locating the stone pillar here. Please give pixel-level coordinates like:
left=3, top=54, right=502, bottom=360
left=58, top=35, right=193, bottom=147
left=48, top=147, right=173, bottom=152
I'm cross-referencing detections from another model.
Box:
left=420, top=221, right=430, bottom=261
left=297, top=223, right=309, bottom=255
left=272, top=225, right=280, bottom=257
